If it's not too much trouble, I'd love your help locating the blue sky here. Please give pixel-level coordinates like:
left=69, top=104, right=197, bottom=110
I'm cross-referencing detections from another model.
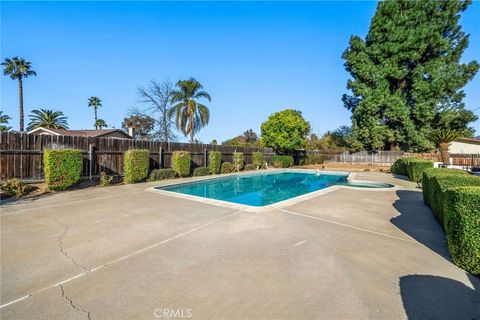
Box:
left=1, top=1, right=479, bottom=143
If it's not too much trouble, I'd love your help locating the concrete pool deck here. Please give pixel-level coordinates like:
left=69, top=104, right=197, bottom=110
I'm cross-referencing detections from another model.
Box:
left=1, top=171, right=479, bottom=319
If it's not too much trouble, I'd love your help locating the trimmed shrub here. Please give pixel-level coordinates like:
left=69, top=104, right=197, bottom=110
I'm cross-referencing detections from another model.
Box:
left=429, top=174, right=480, bottom=224
left=390, top=157, right=420, bottom=176
left=123, top=149, right=150, bottom=183
left=193, top=167, right=211, bottom=176
left=44, top=149, right=83, bottom=190
left=422, top=168, right=468, bottom=207
left=252, top=152, right=264, bottom=169
left=208, top=151, right=222, bottom=174
left=233, top=152, right=244, bottom=171
left=1, top=178, right=31, bottom=198
left=244, top=163, right=257, bottom=171
left=271, top=155, right=294, bottom=168
left=406, top=159, right=433, bottom=182
left=149, top=168, right=177, bottom=181
left=172, top=151, right=191, bottom=177
left=220, top=162, right=236, bottom=174
left=99, top=172, right=113, bottom=187
left=307, top=154, right=324, bottom=165
left=443, top=187, right=480, bottom=275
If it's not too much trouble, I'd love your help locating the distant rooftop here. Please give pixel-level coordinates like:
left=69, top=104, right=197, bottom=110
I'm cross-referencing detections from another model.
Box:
left=28, top=127, right=132, bottom=139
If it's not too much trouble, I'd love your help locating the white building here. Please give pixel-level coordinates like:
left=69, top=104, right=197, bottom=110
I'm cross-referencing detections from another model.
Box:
left=449, top=137, right=480, bottom=154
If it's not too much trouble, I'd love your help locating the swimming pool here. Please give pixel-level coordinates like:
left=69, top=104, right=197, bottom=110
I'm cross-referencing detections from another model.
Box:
left=155, top=171, right=393, bottom=207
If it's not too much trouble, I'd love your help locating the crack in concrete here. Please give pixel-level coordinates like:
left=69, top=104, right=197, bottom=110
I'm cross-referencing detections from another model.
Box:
left=59, top=285, right=92, bottom=320
left=52, top=217, right=89, bottom=272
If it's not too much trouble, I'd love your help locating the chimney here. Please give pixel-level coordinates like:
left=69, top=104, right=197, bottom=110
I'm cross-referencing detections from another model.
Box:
left=128, top=127, right=136, bottom=139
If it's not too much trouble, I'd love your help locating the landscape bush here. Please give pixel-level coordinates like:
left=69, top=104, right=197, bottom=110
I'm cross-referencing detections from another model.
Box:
left=443, top=186, right=480, bottom=276
left=427, top=174, right=480, bottom=225
left=244, top=163, right=257, bottom=171
left=307, top=154, right=324, bottom=165
left=172, top=151, right=191, bottom=177
left=252, top=152, right=264, bottom=169
left=99, top=172, right=113, bottom=187
left=123, top=149, right=150, bottom=183
left=0, top=178, right=31, bottom=198
left=422, top=168, right=468, bottom=207
left=44, top=149, right=83, bottom=190
left=271, top=155, right=294, bottom=168
left=390, top=157, right=420, bottom=176
left=193, top=167, right=211, bottom=176
left=233, top=152, right=245, bottom=171
left=220, top=162, right=236, bottom=174
left=406, top=159, right=433, bottom=182
left=208, top=151, right=222, bottom=174
left=149, top=168, right=177, bottom=181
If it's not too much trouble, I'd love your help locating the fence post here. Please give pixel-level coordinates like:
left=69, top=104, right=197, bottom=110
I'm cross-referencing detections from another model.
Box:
left=204, top=148, right=208, bottom=167
left=159, top=146, right=163, bottom=169
left=88, top=143, right=93, bottom=180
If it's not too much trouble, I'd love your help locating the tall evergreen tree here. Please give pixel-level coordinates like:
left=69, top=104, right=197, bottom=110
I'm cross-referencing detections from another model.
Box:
left=342, top=0, right=478, bottom=151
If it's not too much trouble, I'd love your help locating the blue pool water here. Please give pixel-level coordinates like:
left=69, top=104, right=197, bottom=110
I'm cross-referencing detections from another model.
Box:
left=156, top=171, right=392, bottom=207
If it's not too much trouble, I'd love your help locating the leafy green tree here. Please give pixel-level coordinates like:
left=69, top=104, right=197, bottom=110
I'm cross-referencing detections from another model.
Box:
left=0, top=111, right=12, bottom=131
left=27, top=109, right=68, bottom=130
left=430, top=128, right=461, bottom=164
left=88, top=96, right=102, bottom=129
left=243, top=129, right=258, bottom=144
left=122, top=112, right=155, bottom=140
left=343, top=0, right=478, bottom=152
left=261, top=109, right=310, bottom=152
left=210, top=139, right=218, bottom=145
left=169, top=78, right=211, bottom=143
left=95, top=119, right=108, bottom=130
left=1, top=57, right=37, bottom=131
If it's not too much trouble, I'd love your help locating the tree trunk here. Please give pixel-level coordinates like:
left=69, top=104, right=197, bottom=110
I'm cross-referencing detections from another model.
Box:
left=94, top=107, right=98, bottom=130
left=18, top=77, right=24, bottom=131
left=439, top=142, right=450, bottom=164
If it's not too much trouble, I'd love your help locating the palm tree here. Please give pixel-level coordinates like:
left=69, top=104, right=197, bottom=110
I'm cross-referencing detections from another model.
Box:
left=88, top=96, right=102, bottom=129
left=0, top=111, right=12, bottom=131
left=27, top=109, right=68, bottom=130
left=1, top=57, right=37, bottom=131
left=430, top=129, right=462, bottom=164
left=169, top=78, right=211, bottom=143
left=95, top=119, right=108, bottom=130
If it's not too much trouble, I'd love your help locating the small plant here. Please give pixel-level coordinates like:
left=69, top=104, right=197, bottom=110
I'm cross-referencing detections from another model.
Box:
left=233, top=152, right=244, bottom=171
left=244, top=163, right=256, bottom=171
left=252, top=152, right=264, bottom=169
left=220, top=162, right=236, bottom=174
left=123, top=149, right=150, bottom=183
left=193, top=167, right=211, bottom=176
left=208, top=151, right=222, bottom=174
left=307, top=154, right=324, bottom=165
left=99, top=172, right=113, bottom=187
left=172, top=151, right=191, bottom=177
left=1, top=178, right=31, bottom=198
left=271, top=155, right=294, bottom=168
left=44, top=149, right=83, bottom=190
left=149, top=168, right=177, bottom=181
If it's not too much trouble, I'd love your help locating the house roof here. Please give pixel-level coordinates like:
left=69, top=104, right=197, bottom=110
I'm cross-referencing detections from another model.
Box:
left=455, top=137, right=480, bottom=145
left=28, top=127, right=132, bottom=138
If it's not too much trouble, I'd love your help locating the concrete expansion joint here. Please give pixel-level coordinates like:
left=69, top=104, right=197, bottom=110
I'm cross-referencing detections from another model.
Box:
left=52, top=216, right=89, bottom=272
left=59, top=284, right=92, bottom=320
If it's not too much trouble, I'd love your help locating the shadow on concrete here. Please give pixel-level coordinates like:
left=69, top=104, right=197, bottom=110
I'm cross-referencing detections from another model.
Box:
left=400, top=274, right=480, bottom=319
left=391, top=190, right=451, bottom=261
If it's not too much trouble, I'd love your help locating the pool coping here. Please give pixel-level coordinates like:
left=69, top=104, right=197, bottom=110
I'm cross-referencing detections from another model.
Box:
left=145, top=169, right=398, bottom=212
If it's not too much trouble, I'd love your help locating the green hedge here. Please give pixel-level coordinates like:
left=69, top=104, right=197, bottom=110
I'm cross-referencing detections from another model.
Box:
left=428, top=174, right=480, bottom=225
left=271, top=155, right=294, bottom=168
left=220, top=162, right=236, bottom=174
left=193, top=167, right=211, bottom=176
left=123, top=149, right=149, bottom=183
left=233, top=152, right=244, bottom=171
left=422, top=168, right=468, bottom=208
left=149, top=168, right=177, bottom=181
left=44, top=149, right=83, bottom=190
left=208, top=151, right=222, bottom=174
left=406, top=159, right=433, bottom=182
left=172, top=151, right=191, bottom=177
left=391, top=157, right=420, bottom=176
left=244, top=163, right=256, bottom=171
left=252, top=152, right=264, bottom=169
left=443, top=187, right=480, bottom=276
left=306, top=154, right=324, bottom=165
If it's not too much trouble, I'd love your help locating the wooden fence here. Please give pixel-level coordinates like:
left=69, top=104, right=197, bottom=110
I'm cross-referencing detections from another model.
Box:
left=0, top=132, right=274, bottom=181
